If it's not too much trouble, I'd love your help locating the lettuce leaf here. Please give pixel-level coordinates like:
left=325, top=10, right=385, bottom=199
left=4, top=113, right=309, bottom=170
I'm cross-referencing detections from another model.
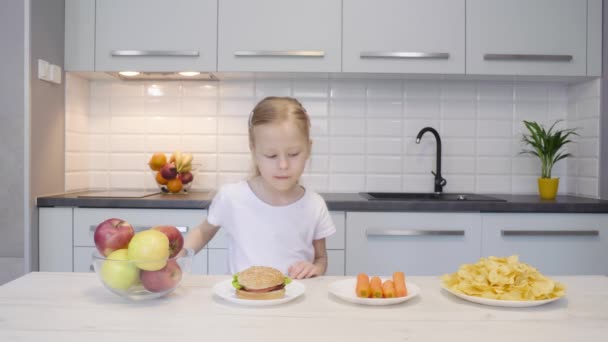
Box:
left=232, top=274, right=242, bottom=289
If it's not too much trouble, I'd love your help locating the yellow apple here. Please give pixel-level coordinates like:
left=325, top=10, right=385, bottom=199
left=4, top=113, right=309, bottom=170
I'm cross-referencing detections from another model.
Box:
left=128, top=230, right=170, bottom=271
left=100, top=249, right=140, bottom=290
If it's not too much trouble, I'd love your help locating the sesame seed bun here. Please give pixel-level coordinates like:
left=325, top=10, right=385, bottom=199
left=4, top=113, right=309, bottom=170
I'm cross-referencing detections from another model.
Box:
left=237, top=266, right=285, bottom=290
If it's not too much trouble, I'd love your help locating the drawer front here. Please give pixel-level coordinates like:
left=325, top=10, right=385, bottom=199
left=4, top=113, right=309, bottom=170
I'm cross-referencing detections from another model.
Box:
left=346, top=212, right=482, bottom=276
left=207, top=249, right=228, bottom=275
left=467, top=0, right=586, bottom=76
left=326, top=250, right=345, bottom=276
left=218, top=0, right=341, bottom=72
left=74, top=247, right=97, bottom=272
left=96, top=0, right=217, bottom=72
left=74, top=246, right=208, bottom=275
left=208, top=249, right=345, bottom=276
left=343, top=0, right=465, bottom=74
left=482, top=213, right=608, bottom=275
left=208, top=211, right=346, bottom=249
left=74, top=208, right=206, bottom=247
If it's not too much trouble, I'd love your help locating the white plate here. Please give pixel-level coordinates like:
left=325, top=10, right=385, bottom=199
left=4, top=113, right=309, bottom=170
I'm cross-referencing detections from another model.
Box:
left=441, top=285, right=563, bottom=307
left=328, top=278, right=420, bottom=306
left=212, top=279, right=305, bottom=306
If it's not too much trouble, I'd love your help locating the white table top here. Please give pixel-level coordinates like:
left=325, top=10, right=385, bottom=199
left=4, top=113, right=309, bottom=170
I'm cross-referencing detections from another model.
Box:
left=1, top=273, right=607, bottom=342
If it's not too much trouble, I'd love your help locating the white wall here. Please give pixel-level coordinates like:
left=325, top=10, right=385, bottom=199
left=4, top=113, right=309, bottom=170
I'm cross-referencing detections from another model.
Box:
left=65, top=74, right=600, bottom=197
left=0, top=0, right=26, bottom=262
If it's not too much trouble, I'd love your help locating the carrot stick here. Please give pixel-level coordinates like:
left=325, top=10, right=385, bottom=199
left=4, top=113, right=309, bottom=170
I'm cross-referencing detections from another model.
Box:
left=382, top=280, right=396, bottom=298
left=370, top=276, right=383, bottom=298
left=393, top=271, right=408, bottom=297
left=355, top=273, right=370, bottom=298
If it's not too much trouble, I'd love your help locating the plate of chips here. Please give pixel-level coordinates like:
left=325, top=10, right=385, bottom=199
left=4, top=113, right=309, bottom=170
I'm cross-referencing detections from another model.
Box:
left=441, top=255, right=566, bottom=307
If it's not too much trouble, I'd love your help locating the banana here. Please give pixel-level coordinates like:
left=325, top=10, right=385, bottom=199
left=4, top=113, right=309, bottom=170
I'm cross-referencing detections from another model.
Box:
left=181, top=153, right=193, bottom=169
left=172, top=151, right=183, bottom=172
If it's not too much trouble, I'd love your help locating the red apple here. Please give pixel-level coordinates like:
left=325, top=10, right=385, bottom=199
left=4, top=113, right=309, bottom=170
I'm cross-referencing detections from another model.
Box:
left=178, top=171, right=193, bottom=185
left=94, top=218, right=135, bottom=257
left=152, top=225, right=184, bottom=258
left=160, top=163, right=177, bottom=180
left=140, top=259, right=182, bottom=292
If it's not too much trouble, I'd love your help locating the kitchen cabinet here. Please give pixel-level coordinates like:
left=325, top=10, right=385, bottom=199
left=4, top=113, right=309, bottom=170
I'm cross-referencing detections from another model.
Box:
left=64, top=0, right=95, bottom=71
left=65, top=0, right=601, bottom=78
left=95, top=0, right=217, bottom=72
left=39, top=208, right=208, bottom=274
left=346, top=212, right=482, bottom=276
left=39, top=208, right=74, bottom=272
left=481, top=213, right=608, bottom=275
left=207, top=211, right=346, bottom=275
left=467, top=0, right=589, bottom=76
left=217, top=0, right=341, bottom=72
left=343, top=0, right=465, bottom=74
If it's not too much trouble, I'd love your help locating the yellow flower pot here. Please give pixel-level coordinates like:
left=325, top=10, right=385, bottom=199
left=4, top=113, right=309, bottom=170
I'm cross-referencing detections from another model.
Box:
left=538, top=178, right=559, bottom=200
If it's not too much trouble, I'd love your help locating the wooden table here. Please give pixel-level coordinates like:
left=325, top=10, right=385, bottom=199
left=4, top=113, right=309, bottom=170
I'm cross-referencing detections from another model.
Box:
left=1, top=273, right=607, bottom=341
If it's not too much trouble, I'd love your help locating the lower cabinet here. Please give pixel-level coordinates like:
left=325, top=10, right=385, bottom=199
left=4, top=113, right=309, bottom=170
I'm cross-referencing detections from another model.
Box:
left=207, top=211, right=347, bottom=275
left=39, top=208, right=345, bottom=276
left=39, top=207, right=608, bottom=277
left=346, top=212, right=482, bottom=276
left=39, top=207, right=208, bottom=274
left=481, top=213, right=608, bottom=275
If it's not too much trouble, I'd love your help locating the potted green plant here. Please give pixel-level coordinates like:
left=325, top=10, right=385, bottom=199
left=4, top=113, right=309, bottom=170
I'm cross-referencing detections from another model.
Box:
left=521, top=120, right=578, bottom=200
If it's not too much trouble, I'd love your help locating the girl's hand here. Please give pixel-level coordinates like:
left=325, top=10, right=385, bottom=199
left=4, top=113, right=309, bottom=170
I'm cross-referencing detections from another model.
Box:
left=288, top=261, right=321, bottom=279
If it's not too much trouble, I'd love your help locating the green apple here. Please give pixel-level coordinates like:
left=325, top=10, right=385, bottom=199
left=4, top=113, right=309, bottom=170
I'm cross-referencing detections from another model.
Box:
left=100, top=249, right=140, bottom=290
left=128, top=229, right=170, bottom=271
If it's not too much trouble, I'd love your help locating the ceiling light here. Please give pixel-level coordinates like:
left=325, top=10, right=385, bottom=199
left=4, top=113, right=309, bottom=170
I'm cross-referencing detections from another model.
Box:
left=178, top=71, right=201, bottom=77
left=118, top=71, right=140, bottom=77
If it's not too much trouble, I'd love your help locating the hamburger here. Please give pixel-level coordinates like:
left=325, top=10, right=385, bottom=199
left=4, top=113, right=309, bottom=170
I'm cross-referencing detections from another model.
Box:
left=232, top=266, right=291, bottom=300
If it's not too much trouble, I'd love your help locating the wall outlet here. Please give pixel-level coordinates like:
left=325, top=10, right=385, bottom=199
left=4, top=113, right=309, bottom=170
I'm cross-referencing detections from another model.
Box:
left=37, top=59, right=62, bottom=84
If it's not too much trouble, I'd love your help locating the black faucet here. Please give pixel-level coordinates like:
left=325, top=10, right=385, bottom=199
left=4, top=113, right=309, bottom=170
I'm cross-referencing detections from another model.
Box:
left=416, top=127, right=447, bottom=194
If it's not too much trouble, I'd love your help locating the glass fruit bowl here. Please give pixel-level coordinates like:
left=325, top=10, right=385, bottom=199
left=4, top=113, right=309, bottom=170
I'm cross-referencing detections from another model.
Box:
left=151, top=168, right=196, bottom=194
left=91, top=248, right=194, bottom=300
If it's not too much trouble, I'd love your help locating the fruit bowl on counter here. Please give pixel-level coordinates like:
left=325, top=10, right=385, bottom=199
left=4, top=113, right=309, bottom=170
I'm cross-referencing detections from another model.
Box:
left=92, top=247, right=193, bottom=300
left=152, top=169, right=196, bottom=194
left=148, top=151, right=196, bottom=194
left=92, top=219, right=193, bottom=300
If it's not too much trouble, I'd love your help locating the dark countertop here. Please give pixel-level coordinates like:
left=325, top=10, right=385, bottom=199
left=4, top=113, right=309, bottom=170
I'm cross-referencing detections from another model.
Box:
left=36, top=190, right=608, bottom=213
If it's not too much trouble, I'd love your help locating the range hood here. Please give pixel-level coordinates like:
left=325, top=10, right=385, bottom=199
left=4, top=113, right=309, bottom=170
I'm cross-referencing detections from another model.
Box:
left=107, top=71, right=219, bottom=81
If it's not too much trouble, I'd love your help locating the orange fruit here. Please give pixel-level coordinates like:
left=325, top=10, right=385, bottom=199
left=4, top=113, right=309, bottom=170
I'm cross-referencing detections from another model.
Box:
left=148, top=153, right=167, bottom=171
left=155, top=171, right=169, bottom=185
left=167, top=178, right=183, bottom=193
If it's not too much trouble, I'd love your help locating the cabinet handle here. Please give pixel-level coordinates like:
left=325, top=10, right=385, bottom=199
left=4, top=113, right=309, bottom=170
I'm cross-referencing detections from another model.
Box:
left=111, top=50, right=200, bottom=57
left=501, top=230, right=599, bottom=237
left=89, top=225, right=189, bottom=233
left=360, top=52, right=449, bottom=59
left=234, top=50, right=325, bottom=57
left=366, top=229, right=465, bottom=236
left=483, top=54, right=572, bottom=62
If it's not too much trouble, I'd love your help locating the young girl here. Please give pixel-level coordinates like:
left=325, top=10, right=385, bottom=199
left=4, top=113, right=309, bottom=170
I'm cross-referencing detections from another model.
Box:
left=184, top=96, right=336, bottom=279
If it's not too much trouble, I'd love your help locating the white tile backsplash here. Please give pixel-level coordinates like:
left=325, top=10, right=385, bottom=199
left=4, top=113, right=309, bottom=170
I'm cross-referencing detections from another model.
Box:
left=65, top=74, right=601, bottom=197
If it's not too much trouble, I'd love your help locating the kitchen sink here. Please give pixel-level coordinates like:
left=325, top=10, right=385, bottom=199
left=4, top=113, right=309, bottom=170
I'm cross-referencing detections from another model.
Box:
left=360, top=192, right=506, bottom=202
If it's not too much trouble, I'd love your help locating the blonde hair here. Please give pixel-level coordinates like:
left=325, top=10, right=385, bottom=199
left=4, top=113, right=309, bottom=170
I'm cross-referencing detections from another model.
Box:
left=248, top=96, right=311, bottom=176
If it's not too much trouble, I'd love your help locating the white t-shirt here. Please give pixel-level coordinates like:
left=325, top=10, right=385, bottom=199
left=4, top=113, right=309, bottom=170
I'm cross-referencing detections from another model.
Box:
left=206, top=180, right=336, bottom=274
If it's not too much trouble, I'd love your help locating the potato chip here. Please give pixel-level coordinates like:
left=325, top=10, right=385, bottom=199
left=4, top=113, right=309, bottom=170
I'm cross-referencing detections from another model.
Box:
left=441, top=255, right=566, bottom=301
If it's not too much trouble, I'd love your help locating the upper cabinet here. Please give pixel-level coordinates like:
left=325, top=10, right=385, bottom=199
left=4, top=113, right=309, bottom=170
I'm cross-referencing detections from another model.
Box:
left=343, top=0, right=465, bottom=74
left=467, top=0, right=588, bottom=76
left=65, top=0, right=601, bottom=77
left=217, top=0, right=341, bottom=72
left=65, top=0, right=95, bottom=71
left=95, top=0, right=217, bottom=72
